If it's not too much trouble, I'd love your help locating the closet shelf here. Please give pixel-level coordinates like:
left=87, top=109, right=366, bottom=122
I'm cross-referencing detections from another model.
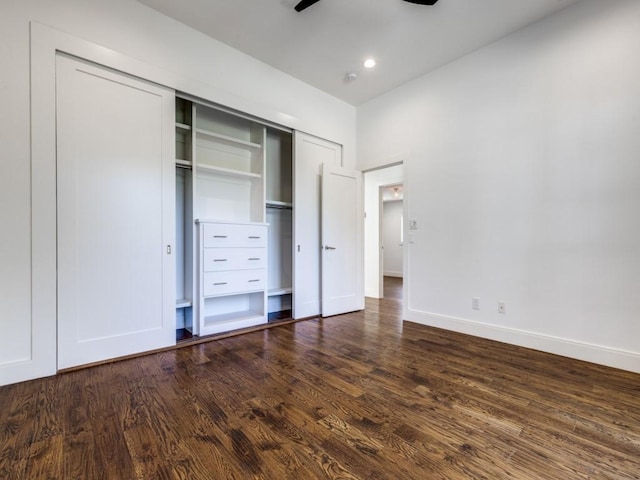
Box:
left=196, top=164, right=262, bottom=179
left=199, top=311, right=267, bottom=336
left=175, top=122, right=191, bottom=132
left=266, top=200, right=293, bottom=209
left=176, top=298, right=192, bottom=308
left=204, top=310, right=264, bottom=324
left=268, top=287, right=292, bottom=296
left=196, top=128, right=262, bottom=149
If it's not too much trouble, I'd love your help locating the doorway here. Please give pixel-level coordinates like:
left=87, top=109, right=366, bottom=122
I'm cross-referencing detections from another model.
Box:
left=381, top=184, right=404, bottom=300
left=363, top=164, right=404, bottom=300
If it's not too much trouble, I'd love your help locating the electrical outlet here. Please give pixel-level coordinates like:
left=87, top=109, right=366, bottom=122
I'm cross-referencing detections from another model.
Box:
left=498, top=302, right=506, bottom=314
left=472, top=297, right=480, bottom=310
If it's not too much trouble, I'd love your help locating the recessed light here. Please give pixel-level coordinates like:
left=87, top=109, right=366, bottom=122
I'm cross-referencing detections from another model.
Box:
left=363, top=58, right=376, bottom=69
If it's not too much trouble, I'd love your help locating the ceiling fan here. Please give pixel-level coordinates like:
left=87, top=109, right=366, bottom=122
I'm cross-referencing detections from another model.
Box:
left=295, top=0, right=439, bottom=13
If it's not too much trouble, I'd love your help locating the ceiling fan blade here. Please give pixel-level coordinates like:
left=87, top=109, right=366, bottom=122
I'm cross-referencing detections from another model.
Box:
left=295, top=0, right=321, bottom=12
left=403, top=0, right=439, bottom=5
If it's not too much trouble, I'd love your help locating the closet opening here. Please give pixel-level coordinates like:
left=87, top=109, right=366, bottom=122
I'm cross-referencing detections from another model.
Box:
left=175, top=97, right=194, bottom=342
left=266, top=128, right=293, bottom=323
left=174, top=95, right=295, bottom=343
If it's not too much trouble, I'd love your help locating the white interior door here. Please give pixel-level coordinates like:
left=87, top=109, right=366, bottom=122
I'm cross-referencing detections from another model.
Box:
left=321, top=165, right=364, bottom=317
left=56, top=54, right=175, bottom=369
left=293, top=132, right=342, bottom=318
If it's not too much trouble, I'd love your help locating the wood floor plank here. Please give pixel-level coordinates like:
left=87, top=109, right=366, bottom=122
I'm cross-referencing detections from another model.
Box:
left=124, top=423, right=177, bottom=480
left=62, top=430, right=103, bottom=480
left=21, top=436, right=64, bottom=480
left=0, top=383, right=38, bottom=450
left=91, top=414, right=137, bottom=480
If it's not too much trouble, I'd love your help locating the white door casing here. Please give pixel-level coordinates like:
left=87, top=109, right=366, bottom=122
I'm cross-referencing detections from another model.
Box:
left=293, top=132, right=342, bottom=318
left=321, top=164, right=364, bottom=317
left=56, top=55, right=175, bottom=369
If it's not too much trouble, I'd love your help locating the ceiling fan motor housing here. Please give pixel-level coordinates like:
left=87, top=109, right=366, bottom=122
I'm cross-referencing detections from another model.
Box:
left=295, top=0, right=439, bottom=12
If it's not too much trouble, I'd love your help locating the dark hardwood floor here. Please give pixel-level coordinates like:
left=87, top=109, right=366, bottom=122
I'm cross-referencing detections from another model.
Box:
left=383, top=276, right=403, bottom=300
left=1, top=294, right=639, bottom=479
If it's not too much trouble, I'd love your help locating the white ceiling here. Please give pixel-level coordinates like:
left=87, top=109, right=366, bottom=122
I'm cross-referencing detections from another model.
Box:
left=139, top=0, right=581, bottom=106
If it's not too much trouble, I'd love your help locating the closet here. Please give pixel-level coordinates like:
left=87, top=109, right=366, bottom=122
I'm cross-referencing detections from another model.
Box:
left=174, top=97, right=294, bottom=337
left=56, top=67, right=357, bottom=369
left=6, top=33, right=364, bottom=386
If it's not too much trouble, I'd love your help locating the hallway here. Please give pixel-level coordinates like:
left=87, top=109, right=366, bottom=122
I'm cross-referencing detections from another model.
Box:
left=383, top=275, right=403, bottom=300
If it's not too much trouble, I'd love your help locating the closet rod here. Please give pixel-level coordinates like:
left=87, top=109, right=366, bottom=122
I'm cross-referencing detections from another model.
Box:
left=266, top=205, right=292, bottom=210
left=266, top=202, right=293, bottom=210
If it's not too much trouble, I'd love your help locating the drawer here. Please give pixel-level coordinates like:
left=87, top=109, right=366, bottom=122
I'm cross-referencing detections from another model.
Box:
left=203, top=248, right=266, bottom=272
left=202, top=223, right=267, bottom=248
left=203, top=269, right=266, bottom=297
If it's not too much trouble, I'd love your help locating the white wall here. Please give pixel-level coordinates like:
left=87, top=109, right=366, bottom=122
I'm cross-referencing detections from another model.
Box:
left=357, top=0, right=640, bottom=373
left=383, top=200, right=404, bottom=278
left=0, top=0, right=355, bottom=385
left=363, top=165, right=403, bottom=298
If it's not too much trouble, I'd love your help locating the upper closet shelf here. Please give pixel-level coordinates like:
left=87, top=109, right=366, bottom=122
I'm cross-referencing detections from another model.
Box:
left=176, top=122, right=191, bottom=132
left=196, top=164, right=262, bottom=179
left=196, top=128, right=262, bottom=149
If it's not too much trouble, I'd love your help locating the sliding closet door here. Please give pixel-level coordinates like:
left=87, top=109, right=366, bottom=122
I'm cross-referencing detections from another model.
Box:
left=293, top=132, right=342, bottom=318
left=56, top=55, right=175, bottom=369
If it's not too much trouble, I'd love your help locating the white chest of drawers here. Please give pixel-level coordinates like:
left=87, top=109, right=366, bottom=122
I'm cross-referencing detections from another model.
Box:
left=195, top=220, right=268, bottom=336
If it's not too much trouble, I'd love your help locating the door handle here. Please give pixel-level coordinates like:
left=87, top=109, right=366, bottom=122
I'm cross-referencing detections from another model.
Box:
left=324, top=245, right=336, bottom=250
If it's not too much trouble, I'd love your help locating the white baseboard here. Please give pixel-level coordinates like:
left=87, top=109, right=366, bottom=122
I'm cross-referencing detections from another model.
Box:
left=383, top=271, right=403, bottom=278
left=405, top=309, right=640, bottom=374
